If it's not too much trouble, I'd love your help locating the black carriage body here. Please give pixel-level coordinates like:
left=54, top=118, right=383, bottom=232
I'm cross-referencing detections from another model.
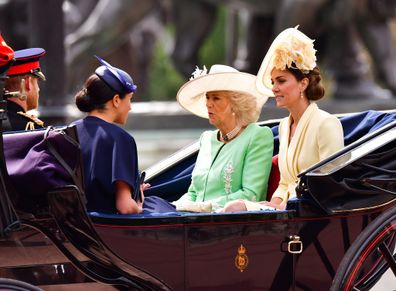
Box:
left=0, top=201, right=380, bottom=290
left=92, top=209, right=381, bottom=290
left=0, top=110, right=395, bottom=290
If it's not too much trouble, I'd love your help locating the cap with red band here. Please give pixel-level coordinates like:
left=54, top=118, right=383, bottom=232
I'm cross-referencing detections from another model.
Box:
left=7, top=48, right=46, bottom=80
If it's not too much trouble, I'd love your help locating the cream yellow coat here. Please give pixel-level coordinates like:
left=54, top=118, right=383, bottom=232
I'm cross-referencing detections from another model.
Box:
left=272, top=103, right=344, bottom=207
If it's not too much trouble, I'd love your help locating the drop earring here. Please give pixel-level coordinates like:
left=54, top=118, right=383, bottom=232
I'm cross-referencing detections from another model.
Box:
left=300, top=91, right=304, bottom=99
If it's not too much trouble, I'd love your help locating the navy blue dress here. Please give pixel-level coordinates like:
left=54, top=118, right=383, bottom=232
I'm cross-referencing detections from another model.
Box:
left=73, top=116, right=176, bottom=214
left=73, top=116, right=139, bottom=213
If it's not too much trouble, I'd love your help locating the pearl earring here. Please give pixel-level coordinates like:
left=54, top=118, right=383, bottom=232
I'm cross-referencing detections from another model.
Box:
left=300, top=91, right=304, bottom=99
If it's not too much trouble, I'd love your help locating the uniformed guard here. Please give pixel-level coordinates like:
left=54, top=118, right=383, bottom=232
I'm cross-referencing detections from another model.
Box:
left=3, top=48, right=46, bottom=131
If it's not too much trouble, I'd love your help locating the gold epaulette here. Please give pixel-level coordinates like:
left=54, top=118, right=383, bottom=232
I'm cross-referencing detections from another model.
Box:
left=17, top=111, right=45, bottom=130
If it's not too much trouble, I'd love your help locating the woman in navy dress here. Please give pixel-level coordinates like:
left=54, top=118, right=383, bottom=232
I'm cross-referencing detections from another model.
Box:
left=72, top=56, right=174, bottom=214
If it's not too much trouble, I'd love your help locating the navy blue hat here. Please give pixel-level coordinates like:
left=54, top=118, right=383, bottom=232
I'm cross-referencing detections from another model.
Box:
left=94, top=56, right=137, bottom=94
left=7, top=48, right=46, bottom=80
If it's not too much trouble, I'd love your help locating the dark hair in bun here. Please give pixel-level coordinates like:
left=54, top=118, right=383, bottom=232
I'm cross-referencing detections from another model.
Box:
left=287, top=66, right=325, bottom=101
left=75, top=74, right=120, bottom=112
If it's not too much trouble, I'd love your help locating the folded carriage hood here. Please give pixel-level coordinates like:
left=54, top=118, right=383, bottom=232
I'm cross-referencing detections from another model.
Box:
left=298, top=116, right=396, bottom=214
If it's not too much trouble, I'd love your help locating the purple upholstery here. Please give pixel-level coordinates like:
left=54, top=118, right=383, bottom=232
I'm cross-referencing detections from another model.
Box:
left=3, top=129, right=79, bottom=197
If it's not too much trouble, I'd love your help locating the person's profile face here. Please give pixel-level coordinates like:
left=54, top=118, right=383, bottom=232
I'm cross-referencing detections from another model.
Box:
left=270, top=68, right=302, bottom=109
left=114, top=92, right=133, bottom=125
left=205, top=90, right=233, bottom=128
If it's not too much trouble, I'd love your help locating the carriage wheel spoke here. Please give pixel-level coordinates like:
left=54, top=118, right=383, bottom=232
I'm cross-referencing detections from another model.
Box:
left=378, top=241, right=396, bottom=276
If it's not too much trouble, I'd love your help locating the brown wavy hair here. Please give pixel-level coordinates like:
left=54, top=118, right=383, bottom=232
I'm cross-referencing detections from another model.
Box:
left=287, top=66, right=325, bottom=101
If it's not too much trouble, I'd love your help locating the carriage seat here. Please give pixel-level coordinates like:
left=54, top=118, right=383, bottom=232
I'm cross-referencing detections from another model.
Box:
left=3, top=126, right=84, bottom=215
left=266, top=155, right=280, bottom=201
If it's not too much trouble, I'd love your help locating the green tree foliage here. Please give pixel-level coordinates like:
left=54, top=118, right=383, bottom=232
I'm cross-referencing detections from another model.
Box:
left=145, top=7, right=226, bottom=101
left=199, top=7, right=226, bottom=68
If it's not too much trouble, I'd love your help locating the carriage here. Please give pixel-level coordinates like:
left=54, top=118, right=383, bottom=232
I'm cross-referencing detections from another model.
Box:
left=0, top=53, right=395, bottom=290
left=0, top=104, right=395, bottom=290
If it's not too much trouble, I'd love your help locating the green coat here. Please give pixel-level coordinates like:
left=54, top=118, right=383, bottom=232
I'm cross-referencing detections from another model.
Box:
left=179, top=123, right=273, bottom=209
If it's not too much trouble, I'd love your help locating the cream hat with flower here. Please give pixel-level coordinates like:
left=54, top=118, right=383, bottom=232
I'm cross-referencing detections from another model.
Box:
left=177, top=64, right=268, bottom=119
left=256, top=26, right=317, bottom=97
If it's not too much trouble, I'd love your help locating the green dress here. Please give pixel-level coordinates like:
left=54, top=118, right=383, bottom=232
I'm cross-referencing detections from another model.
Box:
left=177, top=123, right=273, bottom=210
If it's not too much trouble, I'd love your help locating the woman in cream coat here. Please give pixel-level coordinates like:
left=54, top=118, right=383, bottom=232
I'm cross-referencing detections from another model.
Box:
left=224, top=27, right=344, bottom=211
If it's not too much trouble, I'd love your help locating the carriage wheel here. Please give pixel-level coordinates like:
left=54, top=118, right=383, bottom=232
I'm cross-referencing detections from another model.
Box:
left=331, top=206, right=396, bottom=291
left=0, top=278, right=43, bottom=291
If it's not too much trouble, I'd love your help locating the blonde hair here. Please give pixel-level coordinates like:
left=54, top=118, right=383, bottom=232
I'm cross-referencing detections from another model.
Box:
left=218, top=91, right=260, bottom=126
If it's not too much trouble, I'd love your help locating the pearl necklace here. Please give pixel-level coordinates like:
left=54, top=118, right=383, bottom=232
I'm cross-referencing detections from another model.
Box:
left=220, top=125, right=242, bottom=142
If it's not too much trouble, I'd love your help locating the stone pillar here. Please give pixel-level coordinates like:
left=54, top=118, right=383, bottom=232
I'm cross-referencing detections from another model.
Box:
left=28, top=0, right=72, bottom=125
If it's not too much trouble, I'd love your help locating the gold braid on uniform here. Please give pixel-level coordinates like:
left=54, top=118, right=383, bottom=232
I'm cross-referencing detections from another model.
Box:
left=16, top=111, right=44, bottom=130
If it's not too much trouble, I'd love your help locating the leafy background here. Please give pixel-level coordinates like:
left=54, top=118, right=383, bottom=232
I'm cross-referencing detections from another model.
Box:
left=144, top=9, right=396, bottom=102
left=145, top=8, right=226, bottom=101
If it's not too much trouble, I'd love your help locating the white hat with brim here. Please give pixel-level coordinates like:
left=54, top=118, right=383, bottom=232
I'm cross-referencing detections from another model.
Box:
left=256, top=26, right=317, bottom=97
left=177, top=64, right=268, bottom=119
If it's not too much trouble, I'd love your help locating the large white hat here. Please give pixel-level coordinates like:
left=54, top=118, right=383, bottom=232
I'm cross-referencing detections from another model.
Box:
left=177, top=64, right=268, bottom=119
left=256, top=26, right=317, bottom=97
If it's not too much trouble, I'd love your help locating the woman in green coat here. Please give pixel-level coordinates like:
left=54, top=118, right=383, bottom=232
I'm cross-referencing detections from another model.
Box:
left=174, top=64, right=273, bottom=212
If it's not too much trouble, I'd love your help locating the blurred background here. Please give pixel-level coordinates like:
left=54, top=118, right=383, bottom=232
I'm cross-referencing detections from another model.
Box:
left=1, top=0, right=396, bottom=168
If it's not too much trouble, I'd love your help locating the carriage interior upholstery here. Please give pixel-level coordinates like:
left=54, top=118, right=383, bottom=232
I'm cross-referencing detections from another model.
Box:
left=3, top=126, right=84, bottom=216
